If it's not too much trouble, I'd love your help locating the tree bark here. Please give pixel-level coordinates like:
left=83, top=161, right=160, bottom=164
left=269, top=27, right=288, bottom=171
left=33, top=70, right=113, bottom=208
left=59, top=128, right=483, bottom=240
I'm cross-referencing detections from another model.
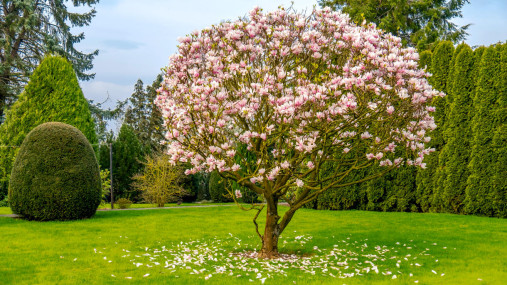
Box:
left=258, top=196, right=281, bottom=259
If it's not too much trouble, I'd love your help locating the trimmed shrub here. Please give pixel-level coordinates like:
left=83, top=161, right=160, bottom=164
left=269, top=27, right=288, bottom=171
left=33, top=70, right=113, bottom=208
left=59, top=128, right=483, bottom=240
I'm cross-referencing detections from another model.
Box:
left=0, top=55, right=97, bottom=200
left=209, top=171, right=233, bottom=203
left=9, top=122, right=101, bottom=220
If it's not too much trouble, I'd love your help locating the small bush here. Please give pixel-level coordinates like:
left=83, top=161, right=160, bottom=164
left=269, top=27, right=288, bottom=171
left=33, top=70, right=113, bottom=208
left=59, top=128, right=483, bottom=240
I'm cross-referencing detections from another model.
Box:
left=132, top=154, right=188, bottom=207
left=115, top=198, right=132, bottom=209
left=9, top=122, right=101, bottom=221
left=0, top=197, right=8, bottom=207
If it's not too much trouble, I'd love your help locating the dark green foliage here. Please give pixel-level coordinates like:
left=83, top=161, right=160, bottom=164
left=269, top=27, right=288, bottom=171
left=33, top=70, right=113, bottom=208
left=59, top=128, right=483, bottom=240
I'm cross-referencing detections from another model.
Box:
left=0, top=55, right=97, bottom=200
left=191, top=172, right=211, bottom=201
left=100, top=124, right=145, bottom=202
left=0, top=1, right=99, bottom=119
left=9, top=122, right=101, bottom=221
left=491, top=44, right=507, bottom=217
left=465, top=46, right=501, bottom=216
left=319, top=0, right=470, bottom=50
left=416, top=41, right=453, bottom=212
left=440, top=45, right=474, bottom=213
left=419, top=50, right=432, bottom=71
left=124, top=76, right=165, bottom=153
left=209, top=171, right=233, bottom=203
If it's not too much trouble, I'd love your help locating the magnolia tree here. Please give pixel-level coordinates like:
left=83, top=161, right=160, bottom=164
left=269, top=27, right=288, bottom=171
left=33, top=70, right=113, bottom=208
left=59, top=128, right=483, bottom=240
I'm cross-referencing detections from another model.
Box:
left=156, top=7, right=441, bottom=259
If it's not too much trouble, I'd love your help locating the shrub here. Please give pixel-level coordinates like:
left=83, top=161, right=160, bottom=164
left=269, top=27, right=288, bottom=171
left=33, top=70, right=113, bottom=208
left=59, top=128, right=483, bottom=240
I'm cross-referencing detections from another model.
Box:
left=132, top=154, right=188, bottom=207
left=0, top=197, right=8, bottom=207
left=115, top=198, right=132, bottom=209
left=9, top=122, right=101, bottom=220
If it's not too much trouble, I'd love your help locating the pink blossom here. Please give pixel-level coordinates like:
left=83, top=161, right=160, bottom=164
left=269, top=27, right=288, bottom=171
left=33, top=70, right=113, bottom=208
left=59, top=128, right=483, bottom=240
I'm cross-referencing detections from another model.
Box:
left=296, top=179, right=304, bottom=187
left=235, top=190, right=242, bottom=199
left=307, top=161, right=315, bottom=169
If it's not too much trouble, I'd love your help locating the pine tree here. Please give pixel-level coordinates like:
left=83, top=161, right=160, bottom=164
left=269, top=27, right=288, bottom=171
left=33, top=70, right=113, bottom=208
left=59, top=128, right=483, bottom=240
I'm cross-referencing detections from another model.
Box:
left=465, top=46, right=501, bottom=216
left=491, top=43, right=507, bottom=217
left=0, top=0, right=99, bottom=119
left=415, top=41, right=454, bottom=212
left=441, top=45, right=474, bottom=213
left=124, top=75, right=165, bottom=153
left=319, top=0, right=470, bottom=50
left=99, top=124, right=145, bottom=202
left=0, top=55, right=97, bottom=200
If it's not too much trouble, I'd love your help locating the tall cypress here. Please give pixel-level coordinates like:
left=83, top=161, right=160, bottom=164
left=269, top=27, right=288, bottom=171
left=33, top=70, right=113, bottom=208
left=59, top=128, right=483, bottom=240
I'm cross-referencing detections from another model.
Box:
left=441, top=45, right=474, bottom=213
left=491, top=43, right=507, bottom=217
left=432, top=43, right=468, bottom=211
left=465, top=46, right=501, bottom=216
left=0, top=55, right=97, bottom=200
left=416, top=41, right=454, bottom=212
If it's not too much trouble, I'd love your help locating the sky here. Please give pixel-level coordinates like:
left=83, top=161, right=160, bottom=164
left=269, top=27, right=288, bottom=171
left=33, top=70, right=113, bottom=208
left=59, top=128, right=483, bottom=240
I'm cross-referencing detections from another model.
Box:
left=73, top=0, right=507, bottom=124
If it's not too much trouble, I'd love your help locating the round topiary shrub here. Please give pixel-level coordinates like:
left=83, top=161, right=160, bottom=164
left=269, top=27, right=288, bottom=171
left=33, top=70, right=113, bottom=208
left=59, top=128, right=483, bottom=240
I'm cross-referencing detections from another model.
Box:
left=9, top=122, right=101, bottom=220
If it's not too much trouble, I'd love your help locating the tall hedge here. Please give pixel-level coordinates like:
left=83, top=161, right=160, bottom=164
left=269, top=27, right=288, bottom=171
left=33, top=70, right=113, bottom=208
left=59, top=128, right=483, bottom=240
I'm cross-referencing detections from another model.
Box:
left=465, top=46, right=501, bottom=216
left=0, top=55, right=97, bottom=200
left=9, top=122, right=101, bottom=220
left=416, top=41, right=454, bottom=212
left=440, top=45, right=474, bottom=213
left=491, top=44, right=507, bottom=217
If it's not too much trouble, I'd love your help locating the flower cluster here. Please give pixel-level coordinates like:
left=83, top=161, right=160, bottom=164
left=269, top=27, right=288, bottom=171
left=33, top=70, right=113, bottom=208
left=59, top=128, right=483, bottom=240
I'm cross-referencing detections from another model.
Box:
left=156, top=7, right=441, bottom=187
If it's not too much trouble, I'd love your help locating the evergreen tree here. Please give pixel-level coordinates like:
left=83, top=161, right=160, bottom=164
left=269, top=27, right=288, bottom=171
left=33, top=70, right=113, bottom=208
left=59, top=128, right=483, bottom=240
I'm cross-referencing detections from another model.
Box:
left=415, top=41, right=453, bottom=212
left=441, top=45, right=474, bottom=213
left=319, top=0, right=470, bottom=50
left=0, top=0, right=99, bottom=119
left=124, top=75, right=165, bottom=153
left=465, top=46, right=501, bottom=216
left=0, top=55, right=97, bottom=200
left=100, top=124, right=145, bottom=202
left=491, top=43, right=507, bottom=217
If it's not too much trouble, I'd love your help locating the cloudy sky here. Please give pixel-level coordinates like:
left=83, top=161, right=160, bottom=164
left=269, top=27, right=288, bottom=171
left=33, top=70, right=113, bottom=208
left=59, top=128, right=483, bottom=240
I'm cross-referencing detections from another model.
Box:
left=74, top=0, right=507, bottom=118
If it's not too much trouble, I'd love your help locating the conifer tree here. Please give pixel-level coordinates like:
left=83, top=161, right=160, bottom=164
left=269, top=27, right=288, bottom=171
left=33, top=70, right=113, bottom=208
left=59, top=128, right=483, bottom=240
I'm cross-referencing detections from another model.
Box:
left=0, top=0, right=99, bottom=119
left=491, top=43, right=507, bottom=217
left=415, top=41, right=454, bottom=212
left=432, top=43, right=469, bottom=211
left=124, top=75, right=165, bottom=153
left=465, top=46, right=501, bottom=216
left=441, top=45, right=474, bottom=213
left=0, top=55, right=97, bottom=200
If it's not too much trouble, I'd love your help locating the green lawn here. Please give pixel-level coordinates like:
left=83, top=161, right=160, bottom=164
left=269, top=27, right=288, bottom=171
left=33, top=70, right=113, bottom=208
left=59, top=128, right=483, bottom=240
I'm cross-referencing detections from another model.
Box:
left=0, top=206, right=505, bottom=284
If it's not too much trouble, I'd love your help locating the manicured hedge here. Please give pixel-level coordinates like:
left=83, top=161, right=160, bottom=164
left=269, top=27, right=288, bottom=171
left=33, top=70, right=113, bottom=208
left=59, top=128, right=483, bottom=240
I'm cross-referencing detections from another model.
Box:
left=9, top=122, right=101, bottom=221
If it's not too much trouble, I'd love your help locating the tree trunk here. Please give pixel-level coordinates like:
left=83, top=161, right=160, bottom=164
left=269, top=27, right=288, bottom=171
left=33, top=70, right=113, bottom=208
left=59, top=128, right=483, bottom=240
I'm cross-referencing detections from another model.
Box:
left=258, top=196, right=281, bottom=259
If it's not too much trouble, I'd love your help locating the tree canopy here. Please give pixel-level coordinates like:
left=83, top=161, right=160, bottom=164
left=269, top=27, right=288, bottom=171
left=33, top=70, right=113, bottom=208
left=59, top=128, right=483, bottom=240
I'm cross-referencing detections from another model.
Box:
left=157, top=7, right=440, bottom=258
left=0, top=0, right=99, bottom=120
left=319, top=0, right=470, bottom=50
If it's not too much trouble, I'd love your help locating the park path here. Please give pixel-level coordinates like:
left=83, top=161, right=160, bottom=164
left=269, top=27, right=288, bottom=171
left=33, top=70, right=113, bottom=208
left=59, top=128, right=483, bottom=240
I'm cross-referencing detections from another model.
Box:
left=0, top=203, right=289, bottom=218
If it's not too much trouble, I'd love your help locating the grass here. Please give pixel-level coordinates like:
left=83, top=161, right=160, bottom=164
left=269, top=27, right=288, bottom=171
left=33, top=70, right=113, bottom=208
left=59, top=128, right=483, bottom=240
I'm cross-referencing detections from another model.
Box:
left=0, top=206, right=505, bottom=284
